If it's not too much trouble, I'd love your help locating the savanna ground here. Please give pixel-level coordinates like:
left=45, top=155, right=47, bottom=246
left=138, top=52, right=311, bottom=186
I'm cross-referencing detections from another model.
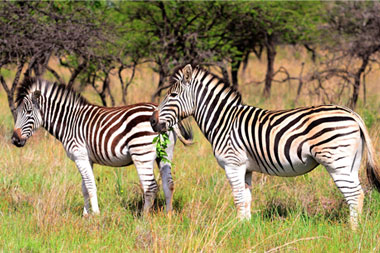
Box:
left=1, top=48, right=380, bottom=252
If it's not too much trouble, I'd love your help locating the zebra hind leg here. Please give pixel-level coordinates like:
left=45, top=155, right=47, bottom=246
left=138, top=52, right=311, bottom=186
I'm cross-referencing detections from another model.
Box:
left=329, top=171, right=364, bottom=230
left=316, top=140, right=364, bottom=230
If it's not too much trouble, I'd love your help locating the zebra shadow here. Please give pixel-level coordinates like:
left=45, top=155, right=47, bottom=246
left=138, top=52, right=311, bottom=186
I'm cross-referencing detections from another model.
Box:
left=120, top=194, right=185, bottom=217
left=260, top=197, right=348, bottom=224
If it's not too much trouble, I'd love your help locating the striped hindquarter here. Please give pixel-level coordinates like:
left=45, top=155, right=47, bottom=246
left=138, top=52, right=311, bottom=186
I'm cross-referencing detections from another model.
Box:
left=218, top=104, right=370, bottom=229
left=231, top=105, right=367, bottom=226
left=12, top=78, right=192, bottom=216
left=80, top=104, right=158, bottom=167
left=152, top=64, right=380, bottom=229
left=80, top=104, right=164, bottom=213
left=232, top=105, right=360, bottom=177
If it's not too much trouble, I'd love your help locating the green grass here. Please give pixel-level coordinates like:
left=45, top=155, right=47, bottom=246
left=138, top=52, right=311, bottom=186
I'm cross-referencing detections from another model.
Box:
left=1, top=60, right=380, bottom=251
left=1, top=117, right=380, bottom=252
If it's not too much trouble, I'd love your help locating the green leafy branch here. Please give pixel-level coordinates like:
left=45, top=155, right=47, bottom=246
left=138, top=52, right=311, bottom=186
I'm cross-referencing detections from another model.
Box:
left=153, top=132, right=173, bottom=165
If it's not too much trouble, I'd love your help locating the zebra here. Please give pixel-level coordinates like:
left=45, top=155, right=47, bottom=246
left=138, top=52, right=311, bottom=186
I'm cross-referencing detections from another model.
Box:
left=11, top=77, right=193, bottom=215
left=150, top=64, right=380, bottom=229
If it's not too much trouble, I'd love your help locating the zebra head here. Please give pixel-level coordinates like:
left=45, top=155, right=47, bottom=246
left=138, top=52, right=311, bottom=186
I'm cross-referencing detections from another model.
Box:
left=151, top=64, right=196, bottom=133
left=12, top=90, right=43, bottom=147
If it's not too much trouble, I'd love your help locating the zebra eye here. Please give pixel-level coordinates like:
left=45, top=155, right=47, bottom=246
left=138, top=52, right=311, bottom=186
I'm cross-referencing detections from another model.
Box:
left=170, top=93, right=178, bottom=98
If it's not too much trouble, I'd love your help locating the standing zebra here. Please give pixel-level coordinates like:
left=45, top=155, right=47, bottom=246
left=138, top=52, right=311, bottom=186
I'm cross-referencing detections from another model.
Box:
left=11, top=77, right=193, bottom=215
left=150, top=64, right=380, bottom=229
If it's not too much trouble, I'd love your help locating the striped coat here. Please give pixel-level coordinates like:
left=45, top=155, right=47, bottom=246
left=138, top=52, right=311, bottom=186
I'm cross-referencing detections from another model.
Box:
left=151, top=64, right=380, bottom=229
left=12, top=78, right=192, bottom=215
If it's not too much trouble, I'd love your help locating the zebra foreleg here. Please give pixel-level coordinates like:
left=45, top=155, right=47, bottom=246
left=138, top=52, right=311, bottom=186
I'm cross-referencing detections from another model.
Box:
left=244, top=171, right=253, bottom=218
left=81, top=181, right=90, bottom=216
left=75, top=159, right=100, bottom=215
left=158, top=134, right=176, bottom=213
left=225, top=164, right=250, bottom=220
left=158, top=162, right=174, bottom=213
left=134, top=159, right=158, bottom=213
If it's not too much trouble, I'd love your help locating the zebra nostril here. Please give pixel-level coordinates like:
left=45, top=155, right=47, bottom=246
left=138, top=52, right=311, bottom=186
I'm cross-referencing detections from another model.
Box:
left=11, top=133, right=18, bottom=142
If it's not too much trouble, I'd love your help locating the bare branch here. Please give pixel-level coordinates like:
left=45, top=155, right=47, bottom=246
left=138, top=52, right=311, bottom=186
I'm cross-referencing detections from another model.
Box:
left=67, top=60, right=88, bottom=89
left=119, top=62, right=137, bottom=105
left=151, top=83, right=172, bottom=101
left=0, top=75, right=10, bottom=95
left=46, top=66, right=65, bottom=84
left=0, top=61, right=25, bottom=119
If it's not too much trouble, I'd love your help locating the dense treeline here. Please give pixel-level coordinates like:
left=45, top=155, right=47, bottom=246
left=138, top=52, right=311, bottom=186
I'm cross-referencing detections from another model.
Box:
left=1, top=1, right=380, bottom=117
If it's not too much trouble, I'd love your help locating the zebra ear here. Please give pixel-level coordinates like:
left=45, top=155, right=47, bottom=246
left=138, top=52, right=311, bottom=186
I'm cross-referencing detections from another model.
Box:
left=32, top=90, right=41, bottom=105
left=182, top=64, right=192, bottom=84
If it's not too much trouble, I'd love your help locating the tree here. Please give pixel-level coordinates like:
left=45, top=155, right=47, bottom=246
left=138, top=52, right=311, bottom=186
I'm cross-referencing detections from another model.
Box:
left=210, top=3, right=263, bottom=89
left=113, top=2, right=324, bottom=100
left=247, top=2, right=323, bottom=98
left=115, top=1, right=237, bottom=101
left=0, top=1, right=117, bottom=117
left=321, top=1, right=380, bottom=109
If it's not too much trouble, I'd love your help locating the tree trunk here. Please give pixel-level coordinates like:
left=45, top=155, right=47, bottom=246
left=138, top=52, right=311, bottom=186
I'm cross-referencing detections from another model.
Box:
left=363, top=71, right=367, bottom=105
left=100, top=70, right=115, bottom=107
left=231, top=54, right=243, bottom=90
left=119, top=63, right=137, bottom=105
left=67, top=61, right=87, bottom=89
left=349, top=56, right=369, bottom=109
left=106, top=80, right=115, bottom=107
left=263, top=35, right=276, bottom=98
left=46, top=66, right=65, bottom=84
left=0, top=62, right=25, bottom=120
left=231, top=67, right=238, bottom=90
left=152, top=70, right=166, bottom=102
left=219, top=65, right=230, bottom=86
left=88, top=73, right=107, bottom=107
left=294, top=62, right=305, bottom=104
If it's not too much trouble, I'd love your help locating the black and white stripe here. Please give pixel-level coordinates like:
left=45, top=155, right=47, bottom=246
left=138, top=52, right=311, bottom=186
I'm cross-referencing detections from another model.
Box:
left=151, top=64, right=380, bottom=229
left=12, top=77, right=192, bottom=215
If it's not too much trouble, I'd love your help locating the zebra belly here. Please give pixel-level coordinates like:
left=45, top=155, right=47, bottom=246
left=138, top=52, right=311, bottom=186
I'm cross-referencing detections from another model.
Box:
left=88, top=151, right=133, bottom=167
left=247, top=155, right=319, bottom=177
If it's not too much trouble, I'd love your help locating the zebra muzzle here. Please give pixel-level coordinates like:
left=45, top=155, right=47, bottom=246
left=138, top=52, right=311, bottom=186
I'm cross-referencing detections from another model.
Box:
left=11, top=128, right=26, bottom=147
left=150, top=111, right=166, bottom=133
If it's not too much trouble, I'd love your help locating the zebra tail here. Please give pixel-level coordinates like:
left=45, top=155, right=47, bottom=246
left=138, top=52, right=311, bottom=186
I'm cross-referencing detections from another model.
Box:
left=364, top=131, right=380, bottom=192
left=173, top=119, right=194, bottom=146
left=351, top=110, right=380, bottom=192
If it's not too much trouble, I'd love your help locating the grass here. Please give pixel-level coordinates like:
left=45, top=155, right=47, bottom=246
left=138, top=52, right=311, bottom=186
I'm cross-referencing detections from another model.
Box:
left=1, top=51, right=380, bottom=252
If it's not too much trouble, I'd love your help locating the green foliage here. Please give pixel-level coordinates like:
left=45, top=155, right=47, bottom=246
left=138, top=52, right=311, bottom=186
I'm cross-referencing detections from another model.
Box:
left=0, top=69, right=11, bottom=79
left=361, top=108, right=377, bottom=129
left=152, top=132, right=172, bottom=165
left=0, top=1, right=329, bottom=103
left=253, top=1, right=324, bottom=43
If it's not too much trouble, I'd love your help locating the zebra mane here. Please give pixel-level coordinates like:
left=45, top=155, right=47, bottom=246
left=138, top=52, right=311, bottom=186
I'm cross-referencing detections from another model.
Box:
left=170, top=64, right=242, bottom=102
left=16, top=77, right=89, bottom=106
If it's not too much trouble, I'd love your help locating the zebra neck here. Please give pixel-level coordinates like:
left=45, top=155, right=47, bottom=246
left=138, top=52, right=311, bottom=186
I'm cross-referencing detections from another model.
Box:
left=192, top=85, right=241, bottom=144
left=41, top=95, right=92, bottom=143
